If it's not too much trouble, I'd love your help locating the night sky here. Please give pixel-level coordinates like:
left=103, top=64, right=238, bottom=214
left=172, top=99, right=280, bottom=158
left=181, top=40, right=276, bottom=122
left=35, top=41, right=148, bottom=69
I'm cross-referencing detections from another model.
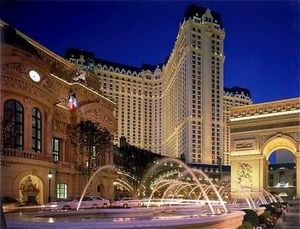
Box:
left=1, top=1, right=299, bottom=103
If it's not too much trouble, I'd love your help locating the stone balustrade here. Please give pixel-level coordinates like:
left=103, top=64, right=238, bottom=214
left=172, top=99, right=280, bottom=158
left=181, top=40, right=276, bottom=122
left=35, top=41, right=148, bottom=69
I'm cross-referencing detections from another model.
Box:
left=0, top=147, right=52, bottom=162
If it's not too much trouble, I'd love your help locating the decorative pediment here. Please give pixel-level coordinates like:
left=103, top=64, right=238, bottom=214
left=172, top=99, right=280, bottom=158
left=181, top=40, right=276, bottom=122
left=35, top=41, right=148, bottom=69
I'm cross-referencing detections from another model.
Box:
left=79, top=102, right=117, bottom=132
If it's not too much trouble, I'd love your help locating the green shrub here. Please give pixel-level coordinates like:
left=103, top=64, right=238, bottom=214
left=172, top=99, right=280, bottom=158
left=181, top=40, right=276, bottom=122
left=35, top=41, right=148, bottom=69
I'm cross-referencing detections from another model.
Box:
left=241, top=209, right=258, bottom=226
left=237, top=221, right=253, bottom=229
left=258, top=210, right=271, bottom=224
left=271, top=202, right=280, bottom=209
left=260, top=204, right=276, bottom=214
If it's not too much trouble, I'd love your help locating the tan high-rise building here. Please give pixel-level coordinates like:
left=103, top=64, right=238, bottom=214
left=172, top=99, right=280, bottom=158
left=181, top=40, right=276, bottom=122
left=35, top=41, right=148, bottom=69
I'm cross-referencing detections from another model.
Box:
left=223, top=87, right=252, bottom=165
left=65, top=5, right=252, bottom=165
left=66, top=51, right=164, bottom=154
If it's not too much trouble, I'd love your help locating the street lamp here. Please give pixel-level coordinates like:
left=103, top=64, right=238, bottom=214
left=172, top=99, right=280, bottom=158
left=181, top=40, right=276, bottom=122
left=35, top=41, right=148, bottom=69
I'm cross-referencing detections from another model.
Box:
left=48, top=171, right=53, bottom=202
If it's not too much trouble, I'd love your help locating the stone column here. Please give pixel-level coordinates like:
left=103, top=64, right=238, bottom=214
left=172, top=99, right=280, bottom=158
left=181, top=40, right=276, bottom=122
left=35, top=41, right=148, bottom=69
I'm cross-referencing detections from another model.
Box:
left=45, top=111, right=53, bottom=159
left=296, top=154, right=300, bottom=198
left=23, top=99, right=32, bottom=152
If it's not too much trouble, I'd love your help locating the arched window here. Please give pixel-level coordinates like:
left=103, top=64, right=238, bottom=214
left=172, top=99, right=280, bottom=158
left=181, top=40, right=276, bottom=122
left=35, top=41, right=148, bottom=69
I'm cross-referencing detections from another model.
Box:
left=32, top=108, right=42, bottom=152
left=3, top=100, right=24, bottom=149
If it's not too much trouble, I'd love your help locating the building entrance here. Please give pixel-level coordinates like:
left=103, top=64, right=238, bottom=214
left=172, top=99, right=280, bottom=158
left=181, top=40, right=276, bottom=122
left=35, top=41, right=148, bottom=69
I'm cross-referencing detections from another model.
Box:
left=19, top=175, right=43, bottom=205
left=267, top=150, right=296, bottom=199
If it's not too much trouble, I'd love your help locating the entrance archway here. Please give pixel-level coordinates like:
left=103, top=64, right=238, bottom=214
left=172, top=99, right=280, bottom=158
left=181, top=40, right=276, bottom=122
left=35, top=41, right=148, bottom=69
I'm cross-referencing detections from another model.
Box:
left=231, top=135, right=299, bottom=199
left=229, top=98, right=300, bottom=199
left=262, top=136, right=298, bottom=159
left=263, top=136, right=298, bottom=200
left=267, top=149, right=296, bottom=200
left=19, top=175, right=43, bottom=205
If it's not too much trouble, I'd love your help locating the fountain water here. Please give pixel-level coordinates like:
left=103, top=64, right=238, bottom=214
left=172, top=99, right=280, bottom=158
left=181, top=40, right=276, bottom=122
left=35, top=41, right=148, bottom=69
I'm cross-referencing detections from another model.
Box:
left=254, top=193, right=268, bottom=205
left=144, top=158, right=228, bottom=214
left=77, top=165, right=115, bottom=211
left=232, top=192, right=255, bottom=209
left=273, top=194, right=284, bottom=203
left=262, top=188, right=277, bottom=203
left=189, top=168, right=227, bottom=213
left=172, top=183, right=197, bottom=200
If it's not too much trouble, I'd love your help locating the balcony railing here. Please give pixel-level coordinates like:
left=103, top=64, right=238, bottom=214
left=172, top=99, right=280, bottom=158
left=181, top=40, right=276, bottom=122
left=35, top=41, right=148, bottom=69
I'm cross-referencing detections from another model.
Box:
left=0, top=147, right=53, bottom=162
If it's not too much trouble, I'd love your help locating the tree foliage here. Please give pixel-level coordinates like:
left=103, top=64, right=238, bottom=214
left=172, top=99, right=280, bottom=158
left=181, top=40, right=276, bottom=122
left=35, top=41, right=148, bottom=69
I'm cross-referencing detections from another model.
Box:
left=113, top=140, right=163, bottom=197
left=117, top=144, right=161, bottom=180
left=71, top=120, right=112, bottom=177
left=1, top=121, right=17, bottom=149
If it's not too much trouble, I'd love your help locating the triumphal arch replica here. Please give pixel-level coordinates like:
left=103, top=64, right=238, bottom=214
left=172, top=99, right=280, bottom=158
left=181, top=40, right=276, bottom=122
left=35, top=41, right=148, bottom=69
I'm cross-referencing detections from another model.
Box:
left=229, top=98, right=300, bottom=198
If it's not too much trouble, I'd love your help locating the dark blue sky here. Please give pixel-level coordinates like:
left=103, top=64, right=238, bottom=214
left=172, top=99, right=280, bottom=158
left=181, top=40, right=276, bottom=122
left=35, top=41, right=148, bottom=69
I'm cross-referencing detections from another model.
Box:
left=1, top=1, right=299, bottom=103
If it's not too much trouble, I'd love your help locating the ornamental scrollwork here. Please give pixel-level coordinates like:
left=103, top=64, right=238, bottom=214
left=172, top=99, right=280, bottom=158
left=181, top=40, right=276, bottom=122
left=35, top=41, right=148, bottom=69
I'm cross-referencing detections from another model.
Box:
left=285, top=132, right=300, bottom=144
left=53, top=120, right=66, bottom=133
left=261, top=132, right=299, bottom=145
left=85, top=110, right=113, bottom=125
left=2, top=63, right=28, bottom=75
left=260, top=134, right=274, bottom=145
left=236, top=163, right=253, bottom=190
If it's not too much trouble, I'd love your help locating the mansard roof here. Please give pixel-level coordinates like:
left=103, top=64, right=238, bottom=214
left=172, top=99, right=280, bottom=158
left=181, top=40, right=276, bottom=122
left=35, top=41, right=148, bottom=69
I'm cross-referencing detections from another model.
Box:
left=65, top=48, right=163, bottom=73
left=183, top=4, right=222, bottom=27
left=224, top=86, right=251, bottom=98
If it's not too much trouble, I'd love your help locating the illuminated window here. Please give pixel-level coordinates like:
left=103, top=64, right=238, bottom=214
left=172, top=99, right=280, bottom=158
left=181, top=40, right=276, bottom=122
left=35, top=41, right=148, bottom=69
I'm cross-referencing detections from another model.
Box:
left=52, top=138, right=61, bottom=162
left=57, top=183, right=67, bottom=199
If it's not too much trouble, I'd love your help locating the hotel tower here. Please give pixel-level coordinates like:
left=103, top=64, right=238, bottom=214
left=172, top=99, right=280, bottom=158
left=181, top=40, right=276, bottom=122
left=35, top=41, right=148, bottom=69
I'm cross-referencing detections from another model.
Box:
left=65, top=5, right=252, bottom=165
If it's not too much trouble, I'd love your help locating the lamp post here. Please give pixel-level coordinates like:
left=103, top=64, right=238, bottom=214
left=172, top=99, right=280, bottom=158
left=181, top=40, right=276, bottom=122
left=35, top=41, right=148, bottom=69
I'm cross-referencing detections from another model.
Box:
left=48, top=171, right=53, bottom=203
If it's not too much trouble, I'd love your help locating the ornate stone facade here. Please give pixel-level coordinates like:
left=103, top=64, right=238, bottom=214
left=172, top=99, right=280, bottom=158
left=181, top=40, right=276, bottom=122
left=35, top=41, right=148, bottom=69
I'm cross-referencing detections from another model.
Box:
left=229, top=98, right=300, bottom=198
left=0, top=24, right=117, bottom=204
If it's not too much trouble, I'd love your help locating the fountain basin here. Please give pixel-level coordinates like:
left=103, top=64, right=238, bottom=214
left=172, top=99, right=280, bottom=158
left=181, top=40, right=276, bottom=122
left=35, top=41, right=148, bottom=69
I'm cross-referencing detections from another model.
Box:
left=6, top=210, right=245, bottom=228
left=33, top=208, right=155, bottom=218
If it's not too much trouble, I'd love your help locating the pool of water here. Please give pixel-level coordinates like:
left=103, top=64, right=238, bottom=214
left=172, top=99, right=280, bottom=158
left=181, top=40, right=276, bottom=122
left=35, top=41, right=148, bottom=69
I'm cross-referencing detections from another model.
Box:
left=5, top=208, right=222, bottom=224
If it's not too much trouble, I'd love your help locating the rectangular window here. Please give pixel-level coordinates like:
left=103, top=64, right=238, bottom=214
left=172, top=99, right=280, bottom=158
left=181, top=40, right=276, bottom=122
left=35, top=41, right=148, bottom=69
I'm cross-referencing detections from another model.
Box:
left=52, top=138, right=61, bottom=162
left=57, top=183, right=67, bottom=199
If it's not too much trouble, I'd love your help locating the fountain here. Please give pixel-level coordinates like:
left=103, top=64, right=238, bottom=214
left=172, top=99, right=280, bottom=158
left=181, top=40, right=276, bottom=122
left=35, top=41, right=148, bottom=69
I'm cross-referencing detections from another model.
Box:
left=273, top=194, right=285, bottom=203
left=6, top=160, right=269, bottom=228
left=144, top=158, right=227, bottom=214
left=262, top=188, right=278, bottom=203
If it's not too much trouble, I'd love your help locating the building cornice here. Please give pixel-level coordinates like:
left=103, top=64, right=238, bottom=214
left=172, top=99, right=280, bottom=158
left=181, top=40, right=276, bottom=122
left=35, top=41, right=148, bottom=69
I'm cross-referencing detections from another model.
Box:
left=230, top=97, right=300, bottom=120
